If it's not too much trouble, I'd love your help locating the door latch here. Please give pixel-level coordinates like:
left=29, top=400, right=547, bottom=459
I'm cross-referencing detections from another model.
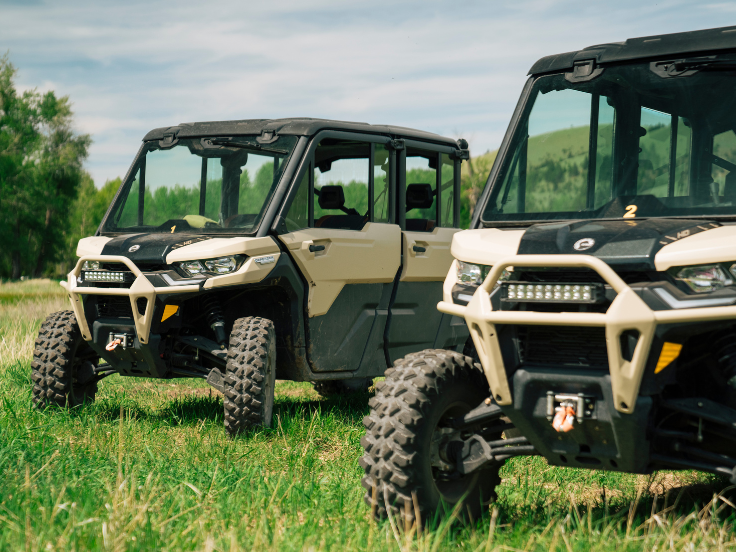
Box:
left=309, top=244, right=325, bottom=253
left=412, top=245, right=427, bottom=253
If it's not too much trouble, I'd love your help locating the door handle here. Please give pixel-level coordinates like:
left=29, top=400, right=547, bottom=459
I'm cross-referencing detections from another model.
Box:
left=309, top=244, right=325, bottom=253
left=412, top=245, right=426, bottom=253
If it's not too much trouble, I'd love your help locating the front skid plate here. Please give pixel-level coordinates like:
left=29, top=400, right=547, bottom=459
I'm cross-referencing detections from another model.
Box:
left=500, top=368, right=653, bottom=473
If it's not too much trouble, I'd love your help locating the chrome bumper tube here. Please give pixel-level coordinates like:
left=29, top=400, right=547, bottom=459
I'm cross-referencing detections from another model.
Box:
left=439, top=254, right=736, bottom=415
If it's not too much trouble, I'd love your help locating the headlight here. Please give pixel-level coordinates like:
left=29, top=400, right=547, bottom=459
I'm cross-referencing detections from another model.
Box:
left=205, top=256, right=238, bottom=274
left=675, top=264, right=733, bottom=293
left=456, top=260, right=511, bottom=287
left=457, top=261, right=489, bottom=285
left=179, top=260, right=206, bottom=276
left=177, top=255, right=243, bottom=277
left=82, top=260, right=100, bottom=270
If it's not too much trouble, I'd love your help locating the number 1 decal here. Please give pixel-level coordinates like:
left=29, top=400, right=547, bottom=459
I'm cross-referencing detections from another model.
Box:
left=171, top=226, right=176, bottom=233
left=623, top=205, right=637, bottom=218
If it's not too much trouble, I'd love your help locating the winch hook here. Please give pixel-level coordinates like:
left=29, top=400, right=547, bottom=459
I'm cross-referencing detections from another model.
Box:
left=106, top=338, right=122, bottom=351
left=552, top=402, right=576, bottom=433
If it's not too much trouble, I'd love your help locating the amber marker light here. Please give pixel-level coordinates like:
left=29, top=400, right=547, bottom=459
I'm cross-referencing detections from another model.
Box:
left=655, top=342, right=683, bottom=374
left=161, top=305, right=179, bottom=322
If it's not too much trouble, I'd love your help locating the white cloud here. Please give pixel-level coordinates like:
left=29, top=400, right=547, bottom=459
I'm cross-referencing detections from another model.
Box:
left=0, top=0, right=729, bottom=185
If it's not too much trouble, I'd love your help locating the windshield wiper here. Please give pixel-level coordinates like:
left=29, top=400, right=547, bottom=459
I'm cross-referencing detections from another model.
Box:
left=672, top=60, right=736, bottom=72
left=652, top=58, right=736, bottom=78
left=208, top=140, right=260, bottom=149
left=208, top=139, right=290, bottom=155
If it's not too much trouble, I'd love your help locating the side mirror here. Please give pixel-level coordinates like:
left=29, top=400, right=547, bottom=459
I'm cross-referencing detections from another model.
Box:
left=406, top=183, right=434, bottom=211
left=318, top=185, right=345, bottom=210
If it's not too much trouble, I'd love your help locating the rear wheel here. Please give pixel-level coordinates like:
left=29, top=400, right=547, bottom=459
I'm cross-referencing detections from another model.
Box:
left=360, top=349, right=503, bottom=525
left=224, top=316, right=276, bottom=436
left=31, top=310, right=98, bottom=408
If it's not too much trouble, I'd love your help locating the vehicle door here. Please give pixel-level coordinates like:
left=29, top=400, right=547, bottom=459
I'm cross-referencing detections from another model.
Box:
left=385, top=141, right=466, bottom=362
left=277, top=134, right=401, bottom=373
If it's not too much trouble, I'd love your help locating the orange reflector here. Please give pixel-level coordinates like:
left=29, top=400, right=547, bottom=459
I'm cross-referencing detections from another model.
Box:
left=655, top=342, right=682, bottom=374
left=161, top=305, right=179, bottom=322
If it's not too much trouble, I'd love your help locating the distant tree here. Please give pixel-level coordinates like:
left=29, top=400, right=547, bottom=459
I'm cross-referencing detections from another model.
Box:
left=0, top=54, right=91, bottom=279
left=56, top=177, right=120, bottom=275
left=460, top=152, right=496, bottom=228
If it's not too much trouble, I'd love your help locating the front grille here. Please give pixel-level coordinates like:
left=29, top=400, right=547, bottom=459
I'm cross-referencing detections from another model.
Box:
left=514, top=269, right=653, bottom=286
left=96, top=296, right=134, bottom=318
left=101, top=262, right=167, bottom=272
left=518, top=325, right=608, bottom=368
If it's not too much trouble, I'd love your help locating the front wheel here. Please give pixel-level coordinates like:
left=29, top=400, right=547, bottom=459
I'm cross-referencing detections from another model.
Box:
left=31, top=310, right=98, bottom=408
left=360, top=349, right=503, bottom=525
left=223, top=316, right=276, bottom=436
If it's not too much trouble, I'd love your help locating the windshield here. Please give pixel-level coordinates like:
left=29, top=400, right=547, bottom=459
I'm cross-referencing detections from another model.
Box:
left=102, top=135, right=298, bottom=234
left=482, top=54, right=736, bottom=224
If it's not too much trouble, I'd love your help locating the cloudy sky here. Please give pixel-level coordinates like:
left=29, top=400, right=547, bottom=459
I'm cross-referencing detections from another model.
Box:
left=1, top=0, right=733, bottom=186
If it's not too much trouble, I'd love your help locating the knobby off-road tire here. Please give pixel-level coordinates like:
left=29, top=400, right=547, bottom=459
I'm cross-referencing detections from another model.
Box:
left=360, top=349, right=502, bottom=525
left=31, top=310, right=98, bottom=408
left=312, top=377, right=373, bottom=397
left=224, top=316, right=276, bottom=436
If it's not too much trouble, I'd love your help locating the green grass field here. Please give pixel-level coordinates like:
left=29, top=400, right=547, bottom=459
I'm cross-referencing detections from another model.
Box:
left=1, top=280, right=735, bottom=551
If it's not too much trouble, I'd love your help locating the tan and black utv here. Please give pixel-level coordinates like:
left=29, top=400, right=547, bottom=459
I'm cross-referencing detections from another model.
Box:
left=31, top=118, right=470, bottom=434
left=362, top=26, right=736, bottom=523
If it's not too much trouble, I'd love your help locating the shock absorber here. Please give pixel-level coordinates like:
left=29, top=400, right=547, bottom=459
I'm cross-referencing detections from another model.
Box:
left=714, top=332, right=736, bottom=389
left=202, top=295, right=227, bottom=346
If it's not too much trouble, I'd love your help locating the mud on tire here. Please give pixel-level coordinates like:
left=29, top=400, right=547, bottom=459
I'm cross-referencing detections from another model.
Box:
left=360, top=349, right=502, bottom=525
left=224, top=316, right=276, bottom=436
left=31, top=310, right=98, bottom=408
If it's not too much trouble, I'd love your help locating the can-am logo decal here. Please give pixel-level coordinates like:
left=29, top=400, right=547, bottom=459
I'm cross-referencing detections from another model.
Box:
left=573, top=238, right=595, bottom=251
left=128, top=245, right=140, bottom=252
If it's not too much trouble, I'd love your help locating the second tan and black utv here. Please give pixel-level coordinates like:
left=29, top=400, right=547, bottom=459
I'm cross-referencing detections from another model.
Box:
left=31, top=118, right=470, bottom=435
left=362, top=26, right=736, bottom=524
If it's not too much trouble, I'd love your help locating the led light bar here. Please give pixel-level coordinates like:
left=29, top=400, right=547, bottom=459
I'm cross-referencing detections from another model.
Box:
left=83, top=271, right=128, bottom=283
left=501, top=282, right=604, bottom=303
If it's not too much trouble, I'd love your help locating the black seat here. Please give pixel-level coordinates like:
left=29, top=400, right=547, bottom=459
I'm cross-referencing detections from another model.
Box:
left=406, top=183, right=434, bottom=210
left=318, top=186, right=345, bottom=210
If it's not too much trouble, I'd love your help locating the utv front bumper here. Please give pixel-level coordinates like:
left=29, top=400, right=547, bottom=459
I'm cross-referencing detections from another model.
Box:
left=61, top=255, right=202, bottom=345
left=439, top=254, right=736, bottom=415
left=61, top=252, right=280, bottom=346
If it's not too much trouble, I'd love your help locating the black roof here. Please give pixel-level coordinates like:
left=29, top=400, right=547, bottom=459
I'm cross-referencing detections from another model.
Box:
left=530, top=25, right=736, bottom=76
left=142, top=117, right=458, bottom=147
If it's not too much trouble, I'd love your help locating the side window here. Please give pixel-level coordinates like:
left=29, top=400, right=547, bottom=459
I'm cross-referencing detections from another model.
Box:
left=313, top=139, right=370, bottom=230
left=405, top=148, right=459, bottom=231
left=713, top=130, right=736, bottom=201
left=117, top=167, right=141, bottom=227
left=405, top=149, right=437, bottom=232
left=283, top=169, right=309, bottom=232
left=373, top=144, right=390, bottom=223
left=440, top=153, right=455, bottom=227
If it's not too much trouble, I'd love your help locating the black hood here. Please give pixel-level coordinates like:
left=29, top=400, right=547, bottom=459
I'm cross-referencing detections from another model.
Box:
left=100, top=234, right=212, bottom=265
left=517, top=219, right=721, bottom=270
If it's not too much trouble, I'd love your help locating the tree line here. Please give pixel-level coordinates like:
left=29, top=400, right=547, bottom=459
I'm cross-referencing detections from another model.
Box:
left=0, top=55, right=119, bottom=280
left=0, top=55, right=492, bottom=280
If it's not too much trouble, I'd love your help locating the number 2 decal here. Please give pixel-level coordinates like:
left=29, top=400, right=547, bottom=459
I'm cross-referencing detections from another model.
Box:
left=623, top=205, right=637, bottom=218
